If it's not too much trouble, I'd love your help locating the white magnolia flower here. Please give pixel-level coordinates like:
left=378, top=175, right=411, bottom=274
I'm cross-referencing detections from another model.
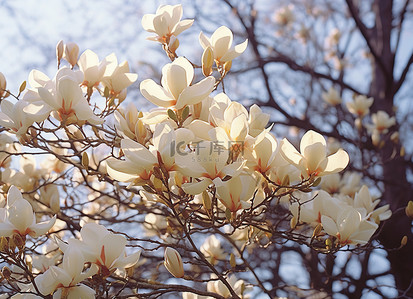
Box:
left=280, top=130, right=349, bottom=179
left=216, top=174, right=258, bottom=212
left=199, top=26, right=248, bottom=66
left=114, top=103, right=151, bottom=144
left=140, top=57, right=215, bottom=110
left=248, top=104, right=270, bottom=137
left=322, top=87, right=342, bottom=106
left=78, top=49, right=107, bottom=89
left=142, top=4, right=194, bottom=43
left=368, top=110, right=396, bottom=134
left=179, top=141, right=244, bottom=195
left=26, top=67, right=103, bottom=125
left=0, top=186, right=56, bottom=238
left=101, top=53, right=138, bottom=100
left=58, top=223, right=141, bottom=275
left=200, top=235, right=226, bottom=265
left=321, top=206, right=378, bottom=245
left=34, top=246, right=97, bottom=298
left=346, top=95, right=374, bottom=117
left=353, top=185, right=391, bottom=222
left=164, top=247, right=184, bottom=278
left=0, top=99, right=33, bottom=136
left=63, top=42, right=79, bottom=67
left=207, top=274, right=248, bottom=298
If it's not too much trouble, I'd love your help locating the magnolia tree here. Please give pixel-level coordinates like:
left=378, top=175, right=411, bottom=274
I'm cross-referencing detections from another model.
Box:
left=0, top=2, right=411, bottom=299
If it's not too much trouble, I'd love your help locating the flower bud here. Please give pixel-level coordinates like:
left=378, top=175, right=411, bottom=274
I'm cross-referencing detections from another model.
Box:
left=405, top=201, right=413, bottom=218
left=223, top=60, right=232, bottom=73
left=202, top=46, right=214, bottom=77
left=56, top=40, right=64, bottom=67
left=0, top=72, right=7, bottom=98
left=168, top=35, right=179, bottom=54
left=64, top=42, right=79, bottom=67
left=371, top=131, right=380, bottom=147
left=164, top=247, right=184, bottom=278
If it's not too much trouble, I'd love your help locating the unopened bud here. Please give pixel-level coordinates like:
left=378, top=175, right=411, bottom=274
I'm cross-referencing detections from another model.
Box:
left=229, top=253, right=236, bottom=268
left=405, top=201, right=413, bottom=218
left=81, top=152, right=89, bottom=169
left=400, top=146, right=405, bottom=157
left=56, top=40, right=64, bottom=67
left=202, top=46, right=214, bottom=77
left=325, top=238, right=333, bottom=249
left=290, top=216, right=297, bottom=229
left=390, top=131, right=399, bottom=143
left=0, top=72, right=7, bottom=98
left=371, top=131, right=380, bottom=147
left=64, top=42, right=79, bottom=68
left=164, top=248, right=184, bottom=278
left=312, top=223, right=322, bottom=238
left=223, top=60, right=232, bottom=73
left=401, top=235, right=408, bottom=247
left=355, top=118, right=362, bottom=130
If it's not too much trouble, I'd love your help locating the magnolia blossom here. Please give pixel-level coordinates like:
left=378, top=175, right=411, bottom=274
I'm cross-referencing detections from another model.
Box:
left=207, top=274, right=247, bottom=298
left=0, top=99, right=33, bottom=136
left=107, top=123, right=193, bottom=184
left=280, top=130, right=349, bottom=179
left=321, top=206, right=378, bottom=245
left=346, top=95, right=374, bottom=117
left=140, top=57, right=215, bottom=110
left=322, top=87, right=342, bottom=106
left=78, top=49, right=107, bottom=89
left=114, top=103, right=151, bottom=144
left=0, top=133, right=15, bottom=168
left=248, top=104, right=270, bottom=137
left=179, top=141, right=244, bottom=195
left=274, top=5, right=295, bottom=26
left=25, top=67, right=103, bottom=125
left=353, top=185, right=391, bottom=222
left=164, top=247, right=184, bottom=278
left=245, top=129, right=278, bottom=175
left=216, top=175, right=258, bottom=212
left=200, top=235, right=226, bottom=265
left=0, top=186, right=56, bottom=238
left=58, top=223, right=141, bottom=276
left=368, top=110, right=396, bottom=134
left=34, top=246, right=97, bottom=298
left=101, top=53, right=138, bottom=100
left=199, top=26, right=248, bottom=66
left=142, top=4, right=194, bottom=43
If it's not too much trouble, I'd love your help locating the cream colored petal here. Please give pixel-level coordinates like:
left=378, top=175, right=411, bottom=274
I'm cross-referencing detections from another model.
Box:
left=113, top=250, right=141, bottom=269
left=211, top=26, right=233, bottom=60
left=166, top=62, right=190, bottom=100
left=185, top=120, right=213, bottom=140
left=320, top=215, right=338, bottom=236
left=303, top=142, right=326, bottom=173
left=323, top=149, right=349, bottom=174
left=176, top=76, right=215, bottom=110
left=29, top=216, right=56, bottom=238
left=199, top=32, right=211, bottom=50
left=106, top=159, right=140, bottom=182
left=121, top=138, right=157, bottom=167
left=300, top=130, right=326, bottom=154
left=140, top=79, right=175, bottom=108
left=220, top=39, right=248, bottom=62
left=173, top=19, right=194, bottom=36
left=280, top=138, right=303, bottom=167
left=182, top=179, right=212, bottom=195
left=141, top=14, right=156, bottom=32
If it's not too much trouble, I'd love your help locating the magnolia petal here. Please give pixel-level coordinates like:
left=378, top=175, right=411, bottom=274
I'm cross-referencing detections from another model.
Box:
left=280, top=138, right=303, bottom=166
left=211, top=26, right=233, bottom=60
left=176, top=76, right=215, bottom=110
left=323, top=149, right=349, bottom=174
left=173, top=19, right=194, bottom=36
left=300, top=130, right=326, bottom=154
left=141, top=14, right=156, bottom=32
left=199, top=31, right=212, bottom=49
left=182, top=179, right=212, bottom=195
left=121, top=138, right=157, bottom=166
left=220, top=39, right=248, bottom=62
left=321, top=215, right=339, bottom=236
left=0, top=222, right=14, bottom=237
left=29, top=215, right=56, bottom=238
left=113, top=250, right=141, bottom=269
left=140, top=79, right=175, bottom=108
left=303, top=142, right=326, bottom=174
